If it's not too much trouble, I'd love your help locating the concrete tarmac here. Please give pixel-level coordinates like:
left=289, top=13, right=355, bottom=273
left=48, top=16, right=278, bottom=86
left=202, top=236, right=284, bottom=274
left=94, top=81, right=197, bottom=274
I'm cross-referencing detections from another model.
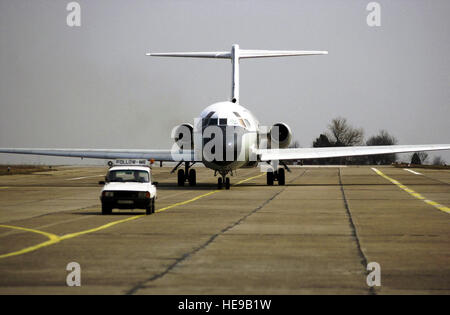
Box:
left=0, top=166, right=448, bottom=294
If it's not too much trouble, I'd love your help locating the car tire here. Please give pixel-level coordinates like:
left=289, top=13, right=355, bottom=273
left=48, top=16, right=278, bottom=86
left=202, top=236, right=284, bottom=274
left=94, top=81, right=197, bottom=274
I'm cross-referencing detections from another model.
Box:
left=102, top=204, right=112, bottom=215
left=146, top=198, right=153, bottom=215
left=152, top=197, right=156, bottom=214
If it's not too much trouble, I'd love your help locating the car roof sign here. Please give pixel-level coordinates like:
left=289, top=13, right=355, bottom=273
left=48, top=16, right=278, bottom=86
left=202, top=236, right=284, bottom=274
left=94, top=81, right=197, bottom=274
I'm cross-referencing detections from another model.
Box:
left=107, top=159, right=150, bottom=167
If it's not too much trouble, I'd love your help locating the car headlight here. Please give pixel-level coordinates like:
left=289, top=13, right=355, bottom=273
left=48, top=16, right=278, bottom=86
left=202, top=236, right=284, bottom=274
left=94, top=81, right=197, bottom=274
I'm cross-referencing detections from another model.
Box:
left=103, top=191, right=114, bottom=197
left=138, top=191, right=151, bottom=198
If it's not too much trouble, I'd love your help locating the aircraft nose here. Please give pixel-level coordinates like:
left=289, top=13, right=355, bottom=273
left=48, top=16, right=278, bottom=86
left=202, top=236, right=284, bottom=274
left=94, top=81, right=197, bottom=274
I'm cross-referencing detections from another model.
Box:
left=202, top=125, right=245, bottom=165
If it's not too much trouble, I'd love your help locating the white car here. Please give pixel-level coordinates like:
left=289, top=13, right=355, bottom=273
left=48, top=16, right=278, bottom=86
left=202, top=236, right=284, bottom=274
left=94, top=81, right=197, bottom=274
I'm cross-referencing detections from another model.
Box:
left=99, top=165, right=157, bottom=215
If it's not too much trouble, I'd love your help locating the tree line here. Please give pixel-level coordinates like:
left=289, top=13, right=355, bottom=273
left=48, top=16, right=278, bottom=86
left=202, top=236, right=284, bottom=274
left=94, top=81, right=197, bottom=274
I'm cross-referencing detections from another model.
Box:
left=289, top=117, right=446, bottom=166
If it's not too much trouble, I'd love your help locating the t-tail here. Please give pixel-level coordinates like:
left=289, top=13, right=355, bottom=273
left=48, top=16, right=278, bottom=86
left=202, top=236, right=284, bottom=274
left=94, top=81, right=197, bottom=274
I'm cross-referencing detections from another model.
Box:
left=146, top=44, right=328, bottom=104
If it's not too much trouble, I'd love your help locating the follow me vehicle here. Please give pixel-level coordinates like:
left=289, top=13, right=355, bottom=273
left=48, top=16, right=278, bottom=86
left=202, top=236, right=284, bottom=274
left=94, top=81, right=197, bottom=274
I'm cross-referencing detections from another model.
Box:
left=99, top=160, right=158, bottom=215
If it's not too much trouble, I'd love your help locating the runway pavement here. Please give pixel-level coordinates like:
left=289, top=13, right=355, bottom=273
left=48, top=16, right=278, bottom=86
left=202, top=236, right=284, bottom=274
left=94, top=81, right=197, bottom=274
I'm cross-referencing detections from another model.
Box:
left=0, top=165, right=449, bottom=294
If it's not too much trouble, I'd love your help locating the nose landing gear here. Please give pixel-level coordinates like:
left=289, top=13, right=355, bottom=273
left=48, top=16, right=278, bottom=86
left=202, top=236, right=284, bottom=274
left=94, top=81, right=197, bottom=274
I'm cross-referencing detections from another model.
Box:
left=267, top=167, right=285, bottom=186
left=216, top=170, right=232, bottom=190
left=225, top=177, right=231, bottom=190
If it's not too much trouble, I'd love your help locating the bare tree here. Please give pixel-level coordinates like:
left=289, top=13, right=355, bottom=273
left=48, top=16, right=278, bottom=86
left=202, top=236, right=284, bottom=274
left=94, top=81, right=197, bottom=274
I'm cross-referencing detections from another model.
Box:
left=432, top=156, right=446, bottom=166
left=312, top=134, right=332, bottom=147
left=307, top=118, right=364, bottom=165
left=366, top=130, right=398, bottom=165
left=327, top=117, right=364, bottom=146
left=411, top=152, right=429, bottom=165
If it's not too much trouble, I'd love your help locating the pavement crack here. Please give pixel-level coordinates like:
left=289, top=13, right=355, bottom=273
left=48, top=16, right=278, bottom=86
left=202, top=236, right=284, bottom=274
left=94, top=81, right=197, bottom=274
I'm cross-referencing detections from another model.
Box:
left=125, top=170, right=306, bottom=295
left=338, top=168, right=376, bottom=295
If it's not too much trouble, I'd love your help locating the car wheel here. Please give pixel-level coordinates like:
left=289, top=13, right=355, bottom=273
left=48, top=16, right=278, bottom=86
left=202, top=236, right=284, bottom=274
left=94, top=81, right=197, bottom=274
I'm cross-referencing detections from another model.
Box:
left=146, top=199, right=153, bottom=215
left=102, top=205, right=112, bottom=215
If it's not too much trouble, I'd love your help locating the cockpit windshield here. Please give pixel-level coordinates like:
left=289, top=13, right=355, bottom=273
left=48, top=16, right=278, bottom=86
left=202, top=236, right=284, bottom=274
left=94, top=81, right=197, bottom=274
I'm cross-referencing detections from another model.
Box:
left=108, top=170, right=150, bottom=183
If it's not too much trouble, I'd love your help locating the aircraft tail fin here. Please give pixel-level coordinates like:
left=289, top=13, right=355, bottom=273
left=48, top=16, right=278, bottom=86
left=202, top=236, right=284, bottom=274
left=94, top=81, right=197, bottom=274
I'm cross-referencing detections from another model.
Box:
left=146, top=44, right=328, bottom=103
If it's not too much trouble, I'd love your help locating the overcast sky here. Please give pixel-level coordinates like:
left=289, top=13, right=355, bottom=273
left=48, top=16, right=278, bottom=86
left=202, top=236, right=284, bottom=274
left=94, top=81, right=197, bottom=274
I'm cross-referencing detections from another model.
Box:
left=0, top=0, right=449, bottom=164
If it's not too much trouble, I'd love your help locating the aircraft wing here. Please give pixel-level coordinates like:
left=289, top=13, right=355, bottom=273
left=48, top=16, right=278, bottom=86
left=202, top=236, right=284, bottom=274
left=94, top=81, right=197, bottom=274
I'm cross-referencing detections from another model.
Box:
left=0, top=148, right=196, bottom=162
left=257, top=144, right=450, bottom=161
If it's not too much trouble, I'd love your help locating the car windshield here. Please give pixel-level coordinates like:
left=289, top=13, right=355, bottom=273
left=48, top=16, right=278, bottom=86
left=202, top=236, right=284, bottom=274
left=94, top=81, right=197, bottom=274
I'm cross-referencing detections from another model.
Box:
left=108, top=170, right=149, bottom=183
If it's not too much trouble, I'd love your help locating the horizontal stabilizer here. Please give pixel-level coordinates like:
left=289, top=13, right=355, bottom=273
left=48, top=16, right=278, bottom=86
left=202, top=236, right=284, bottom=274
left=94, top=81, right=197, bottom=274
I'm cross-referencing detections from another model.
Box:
left=146, top=52, right=230, bottom=59
left=146, top=50, right=328, bottom=59
left=239, top=50, right=328, bottom=58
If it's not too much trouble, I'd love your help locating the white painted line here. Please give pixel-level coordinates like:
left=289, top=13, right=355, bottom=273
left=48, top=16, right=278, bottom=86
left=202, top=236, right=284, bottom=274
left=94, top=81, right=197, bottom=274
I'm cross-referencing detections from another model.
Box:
left=66, top=175, right=104, bottom=181
left=403, top=168, right=422, bottom=175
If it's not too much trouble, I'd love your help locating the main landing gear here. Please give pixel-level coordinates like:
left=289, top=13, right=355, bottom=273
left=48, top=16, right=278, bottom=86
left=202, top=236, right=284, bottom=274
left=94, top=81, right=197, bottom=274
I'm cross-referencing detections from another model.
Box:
left=172, top=162, right=196, bottom=186
left=266, top=167, right=285, bottom=186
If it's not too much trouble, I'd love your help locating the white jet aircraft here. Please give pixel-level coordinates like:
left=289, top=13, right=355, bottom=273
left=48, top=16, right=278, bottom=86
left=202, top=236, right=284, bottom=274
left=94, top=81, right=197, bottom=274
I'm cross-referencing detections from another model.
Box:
left=1, top=44, right=449, bottom=189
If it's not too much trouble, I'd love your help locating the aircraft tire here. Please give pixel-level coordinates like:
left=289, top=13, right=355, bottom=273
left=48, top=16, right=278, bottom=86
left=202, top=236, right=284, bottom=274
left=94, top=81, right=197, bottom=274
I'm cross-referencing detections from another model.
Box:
left=278, top=168, right=285, bottom=185
left=267, top=172, right=274, bottom=186
left=225, top=177, right=231, bottom=190
left=188, top=169, right=196, bottom=186
left=177, top=169, right=185, bottom=186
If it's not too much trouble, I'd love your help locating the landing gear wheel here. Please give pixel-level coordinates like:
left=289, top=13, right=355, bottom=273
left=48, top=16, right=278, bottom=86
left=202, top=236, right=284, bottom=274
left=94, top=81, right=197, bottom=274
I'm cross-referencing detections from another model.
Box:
left=102, top=204, right=112, bottom=215
left=225, top=177, right=231, bottom=190
left=218, top=177, right=223, bottom=189
left=177, top=169, right=185, bottom=186
left=267, top=172, right=274, bottom=186
left=278, top=168, right=285, bottom=186
left=188, top=169, right=196, bottom=186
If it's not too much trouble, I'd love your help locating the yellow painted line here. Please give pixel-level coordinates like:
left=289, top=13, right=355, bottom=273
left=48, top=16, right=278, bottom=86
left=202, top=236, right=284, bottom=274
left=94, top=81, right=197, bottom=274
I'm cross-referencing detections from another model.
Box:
left=0, top=173, right=264, bottom=259
left=235, top=173, right=265, bottom=185
left=59, top=215, right=144, bottom=241
left=372, top=168, right=450, bottom=214
left=0, top=225, right=60, bottom=259
left=155, top=173, right=265, bottom=214
left=156, top=190, right=219, bottom=213
left=0, top=187, right=9, bottom=189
